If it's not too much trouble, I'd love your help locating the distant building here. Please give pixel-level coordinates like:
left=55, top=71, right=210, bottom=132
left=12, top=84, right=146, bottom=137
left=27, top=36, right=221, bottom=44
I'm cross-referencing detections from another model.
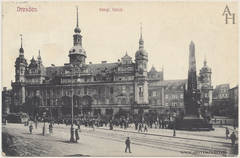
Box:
left=212, top=84, right=230, bottom=110
left=198, top=58, right=213, bottom=108
left=213, top=84, right=230, bottom=99
left=2, top=87, right=12, bottom=114
left=148, top=79, right=186, bottom=115
left=229, top=85, right=238, bottom=108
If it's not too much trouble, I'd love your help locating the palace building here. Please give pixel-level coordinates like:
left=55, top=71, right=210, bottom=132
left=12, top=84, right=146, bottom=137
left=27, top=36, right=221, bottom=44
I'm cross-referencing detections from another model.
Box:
left=9, top=8, right=212, bottom=119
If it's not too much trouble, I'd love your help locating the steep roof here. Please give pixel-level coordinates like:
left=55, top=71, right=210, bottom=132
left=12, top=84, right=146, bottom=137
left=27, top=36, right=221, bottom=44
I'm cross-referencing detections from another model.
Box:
left=88, top=62, right=118, bottom=75
left=149, top=79, right=187, bottom=88
left=45, top=62, right=119, bottom=78
left=215, top=84, right=230, bottom=90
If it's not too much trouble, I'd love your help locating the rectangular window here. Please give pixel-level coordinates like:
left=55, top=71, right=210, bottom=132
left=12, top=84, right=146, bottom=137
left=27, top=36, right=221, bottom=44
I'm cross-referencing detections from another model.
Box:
left=165, top=94, right=168, bottom=99
left=152, top=91, right=157, bottom=97
left=84, top=87, right=87, bottom=95
left=139, top=87, right=143, bottom=97
left=122, top=86, right=126, bottom=93
left=110, top=87, right=114, bottom=94
left=180, top=94, right=183, bottom=99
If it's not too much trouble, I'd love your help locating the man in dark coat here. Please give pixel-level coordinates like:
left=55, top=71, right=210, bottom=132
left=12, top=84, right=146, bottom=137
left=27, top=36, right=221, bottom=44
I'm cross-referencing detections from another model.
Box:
left=29, top=124, right=33, bottom=134
left=125, top=137, right=131, bottom=153
left=138, top=124, right=142, bottom=132
left=144, top=124, right=148, bottom=132
left=75, top=129, right=79, bottom=143
left=225, top=127, right=229, bottom=139
left=49, top=123, right=53, bottom=134
left=230, top=131, right=237, bottom=146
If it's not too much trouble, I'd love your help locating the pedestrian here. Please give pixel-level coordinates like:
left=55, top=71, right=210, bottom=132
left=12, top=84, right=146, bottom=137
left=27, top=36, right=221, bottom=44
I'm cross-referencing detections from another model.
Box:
left=135, top=122, right=138, bottom=130
left=75, top=129, right=79, bottom=143
left=110, top=121, right=113, bottom=130
left=225, top=127, right=229, bottom=139
left=144, top=124, right=148, bottom=132
left=49, top=123, right=53, bottom=134
left=125, top=137, right=131, bottom=153
left=230, top=131, right=237, bottom=146
left=35, top=121, right=38, bottom=129
left=29, top=124, right=33, bottom=134
left=138, top=124, right=142, bottom=132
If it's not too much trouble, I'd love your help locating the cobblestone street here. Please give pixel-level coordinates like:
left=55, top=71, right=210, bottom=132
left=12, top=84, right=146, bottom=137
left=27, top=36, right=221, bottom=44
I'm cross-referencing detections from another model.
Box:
left=2, top=123, right=238, bottom=157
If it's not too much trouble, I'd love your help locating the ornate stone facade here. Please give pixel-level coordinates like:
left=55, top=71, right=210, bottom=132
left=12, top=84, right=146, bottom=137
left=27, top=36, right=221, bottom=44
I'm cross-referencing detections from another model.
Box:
left=10, top=9, right=211, bottom=119
left=11, top=9, right=163, bottom=118
left=198, top=57, right=213, bottom=108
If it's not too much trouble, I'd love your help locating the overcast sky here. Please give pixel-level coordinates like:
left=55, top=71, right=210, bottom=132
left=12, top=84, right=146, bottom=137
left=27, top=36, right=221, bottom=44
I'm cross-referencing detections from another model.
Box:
left=2, top=1, right=238, bottom=89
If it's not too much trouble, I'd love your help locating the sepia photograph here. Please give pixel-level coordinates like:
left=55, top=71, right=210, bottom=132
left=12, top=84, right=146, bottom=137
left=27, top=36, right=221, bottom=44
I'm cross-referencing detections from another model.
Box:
left=1, top=1, right=239, bottom=157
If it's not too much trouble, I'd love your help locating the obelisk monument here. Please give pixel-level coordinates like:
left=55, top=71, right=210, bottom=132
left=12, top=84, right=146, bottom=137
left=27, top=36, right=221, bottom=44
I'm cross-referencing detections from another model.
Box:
left=177, top=41, right=213, bottom=130
left=184, top=41, right=201, bottom=117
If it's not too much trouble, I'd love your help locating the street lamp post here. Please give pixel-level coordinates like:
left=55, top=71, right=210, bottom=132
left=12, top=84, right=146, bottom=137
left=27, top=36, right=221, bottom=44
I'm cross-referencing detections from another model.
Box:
left=42, top=111, right=46, bottom=136
left=70, top=65, right=75, bottom=142
left=173, top=112, right=176, bottom=137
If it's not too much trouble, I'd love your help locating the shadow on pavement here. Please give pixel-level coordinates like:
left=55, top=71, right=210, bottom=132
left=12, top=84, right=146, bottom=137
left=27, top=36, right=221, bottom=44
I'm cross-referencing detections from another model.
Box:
left=64, top=154, right=90, bottom=157
left=58, top=140, right=79, bottom=144
left=22, top=133, right=31, bottom=135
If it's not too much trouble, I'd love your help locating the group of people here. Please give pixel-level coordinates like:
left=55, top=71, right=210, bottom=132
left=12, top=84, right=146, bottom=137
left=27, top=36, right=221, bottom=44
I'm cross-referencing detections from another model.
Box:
left=24, top=116, right=238, bottom=150
left=27, top=120, right=54, bottom=135
left=70, top=127, right=80, bottom=143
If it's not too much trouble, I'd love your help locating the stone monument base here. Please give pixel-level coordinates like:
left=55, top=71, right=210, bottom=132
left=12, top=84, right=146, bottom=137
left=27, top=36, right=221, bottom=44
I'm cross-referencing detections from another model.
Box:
left=176, top=115, right=214, bottom=131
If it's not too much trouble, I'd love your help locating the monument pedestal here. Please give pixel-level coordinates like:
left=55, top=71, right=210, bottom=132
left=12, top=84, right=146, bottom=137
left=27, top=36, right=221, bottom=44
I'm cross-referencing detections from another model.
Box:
left=176, top=115, right=213, bottom=131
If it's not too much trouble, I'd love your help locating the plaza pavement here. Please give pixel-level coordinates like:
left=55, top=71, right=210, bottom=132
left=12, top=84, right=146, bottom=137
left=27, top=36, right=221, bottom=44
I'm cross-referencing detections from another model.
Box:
left=2, top=123, right=238, bottom=157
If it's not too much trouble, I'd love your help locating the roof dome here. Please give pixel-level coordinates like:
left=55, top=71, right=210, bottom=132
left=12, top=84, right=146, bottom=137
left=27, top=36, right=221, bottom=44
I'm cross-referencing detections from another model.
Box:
left=28, top=57, right=38, bottom=68
left=69, top=45, right=86, bottom=56
left=149, top=66, right=157, bottom=72
left=135, top=48, right=148, bottom=60
left=15, top=56, right=27, bottom=65
left=74, top=26, right=81, bottom=33
left=19, top=47, right=24, bottom=53
left=201, top=65, right=211, bottom=72
left=200, top=60, right=211, bottom=72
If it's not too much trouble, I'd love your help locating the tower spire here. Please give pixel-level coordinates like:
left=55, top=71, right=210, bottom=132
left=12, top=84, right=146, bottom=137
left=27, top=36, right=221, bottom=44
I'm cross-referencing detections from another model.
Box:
left=38, top=50, right=41, bottom=59
left=20, top=34, right=23, bottom=48
left=19, top=34, right=24, bottom=55
left=74, top=6, right=81, bottom=33
left=38, top=49, right=42, bottom=65
left=140, top=22, right=142, bottom=40
left=76, top=6, right=79, bottom=27
left=204, top=54, right=207, bottom=66
left=139, top=22, right=144, bottom=49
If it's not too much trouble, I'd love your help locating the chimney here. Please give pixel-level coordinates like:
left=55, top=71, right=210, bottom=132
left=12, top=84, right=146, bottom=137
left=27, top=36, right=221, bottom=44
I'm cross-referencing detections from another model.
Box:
left=102, top=61, right=107, bottom=64
left=89, top=62, right=92, bottom=64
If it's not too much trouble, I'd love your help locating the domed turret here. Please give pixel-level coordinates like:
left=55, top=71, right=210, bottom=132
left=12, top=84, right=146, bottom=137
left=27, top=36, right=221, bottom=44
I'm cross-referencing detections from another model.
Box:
left=15, top=34, right=27, bottom=83
left=69, top=45, right=86, bottom=56
left=74, top=27, right=81, bottom=33
left=134, top=23, right=149, bottom=105
left=201, top=58, right=211, bottom=73
left=69, top=7, right=86, bottom=66
left=29, top=56, right=38, bottom=68
left=134, top=24, right=148, bottom=76
left=135, top=24, right=148, bottom=60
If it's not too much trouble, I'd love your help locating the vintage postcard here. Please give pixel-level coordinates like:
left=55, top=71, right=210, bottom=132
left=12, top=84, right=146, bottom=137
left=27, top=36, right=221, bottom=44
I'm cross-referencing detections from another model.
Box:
left=1, top=0, right=239, bottom=157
